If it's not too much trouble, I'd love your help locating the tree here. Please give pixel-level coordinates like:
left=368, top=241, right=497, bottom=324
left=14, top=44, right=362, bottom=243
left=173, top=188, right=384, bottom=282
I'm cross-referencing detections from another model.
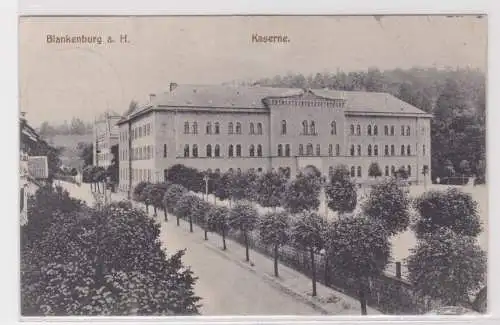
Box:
left=70, top=117, right=87, bottom=135
left=166, top=164, right=203, bottom=193
left=327, top=217, right=391, bottom=315
left=362, top=178, right=410, bottom=236
left=395, top=166, right=409, bottom=180
left=290, top=212, right=326, bottom=297
left=77, top=142, right=94, bottom=168
left=107, top=144, right=119, bottom=189
left=207, top=206, right=230, bottom=250
left=459, top=159, right=471, bottom=182
left=413, top=188, right=482, bottom=238
left=255, top=170, right=287, bottom=209
left=325, top=165, right=357, bottom=218
left=368, top=162, right=382, bottom=178
left=214, top=171, right=233, bottom=204
left=163, top=184, right=187, bottom=224
left=147, top=183, right=168, bottom=217
left=174, top=194, right=201, bottom=233
left=228, top=202, right=258, bottom=262
left=406, top=229, right=486, bottom=306
left=258, top=211, right=290, bottom=277
left=282, top=172, right=321, bottom=214
left=196, top=200, right=213, bottom=240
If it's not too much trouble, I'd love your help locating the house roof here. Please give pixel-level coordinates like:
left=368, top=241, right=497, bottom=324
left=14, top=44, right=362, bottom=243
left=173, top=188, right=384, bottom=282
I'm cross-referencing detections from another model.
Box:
left=118, top=84, right=431, bottom=124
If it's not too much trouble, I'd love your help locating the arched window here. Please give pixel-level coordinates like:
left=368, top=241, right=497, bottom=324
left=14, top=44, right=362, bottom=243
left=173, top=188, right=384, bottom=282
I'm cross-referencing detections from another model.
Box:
left=184, top=122, right=190, bottom=134
left=368, top=125, right=372, bottom=136
left=335, top=144, right=340, bottom=156
left=357, top=166, right=362, bottom=177
left=401, top=125, right=405, bottom=136
left=299, top=144, right=304, bottom=156
left=374, top=125, right=378, bottom=136
left=407, top=145, right=411, bottom=156
left=357, top=124, right=361, bottom=135
left=310, top=121, right=316, bottom=135
left=385, top=166, right=389, bottom=176
left=214, top=122, right=220, bottom=134
left=407, top=165, right=412, bottom=176
left=215, top=144, right=220, bottom=157
left=331, top=121, right=337, bottom=135
left=401, top=145, right=405, bottom=156
left=391, top=145, right=395, bottom=156
left=350, top=124, right=355, bottom=135
left=302, top=120, right=308, bottom=135
left=192, top=144, right=198, bottom=157
left=391, top=165, right=396, bottom=176
left=228, top=122, right=234, bottom=134
left=316, top=144, right=321, bottom=156
left=206, top=122, right=212, bottom=134
left=406, top=126, right=411, bottom=136
left=306, top=143, right=313, bottom=156
left=350, top=166, right=356, bottom=177
left=163, top=144, right=167, bottom=158
left=257, top=123, right=263, bottom=135
left=374, top=145, right=378, bottom=156
left=250, top=144, right=255, bottom=157
left=384, top=145, right=389, bottom=156
left=328, top=144, right=333, bottom=156
left=350, top=145, right=355, bottom=156
left=368, top=144, right=372, bottom=156
left=357, top=145, right=361, bottom=156
left=423, top=144, right=426, bottom=156
left=236, top=144, right=241, bottom=157
left=228, top=145, right=234, bottom=157
left=384, top=125, right=389, bottom=136
left=277, top=144, right=283, bottom=157
left=257, top=144, right=263, bottom=157
left=285, top=144, right=290, bottom=157
left=390, top=126, right=395, bottom=136
left=281, top=120, right=287, bottom=135
left=250, top=123, right=255, bottom=135
left=184, top=144, right=190, bottom=157
left=192, top=122, right=198, bottom=134
left=206, top=144, right=212, bottom=157
left=236, top=122, right=242, bottom=134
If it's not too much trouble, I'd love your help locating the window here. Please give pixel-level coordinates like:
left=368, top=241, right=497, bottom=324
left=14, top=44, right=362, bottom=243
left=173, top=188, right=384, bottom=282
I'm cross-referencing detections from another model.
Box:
left=206, top=144, right=212, bottom=157
left=350, top=145, right=355, bottom=156
left=350, top=124, right=355, bottom=135
left=368, top=144, right=372, bottom=156
left=277, top=144, right=283, bottom=157
left=407, top=145, right=411, bottom=156
left=250, top=145, right=256, bottom=157
left=390, top=126, right=395, bottom=136
left=310, top=121, right=316, bottom=135
left=335, top=144, right=340, bottom=156
left=257, top=144, right=263, bottom=157
left=408, top=165, right=412, bottom=176
left=356, top=124, right=361, bottom=135
left=257, top=123, right=263, bottom=135
left=228, top=122, right=234, bottom=134
left=401, top=145, right=405, bottom=156
left=302, top=120, right=308, bottom=135
left=285, top=144, right=290, bottom=157
left=385, top=166, right=389, bottom=176
left=357, top=166, right=362, bottom=177
left=406, top=126, right=411, bottom=136
left=384, top=125, right=388, bottom=136
left=350, top=166, right=355, bottom=177
left=281, top=120, right=287, bottom=135
left=147, top=124, right=151, bottom=136
left=423, top=144, right=426, bottom=156
left=184, top=144, right=190, bottom=157
left=206, top=122, right=212, bottom=134
left=214, top=122, right=220, bottom=134
left=250, top=123, right=255, bottom=135
left=374, top=125, right=378, bottom=136
left=374, top=145, right=378, bottom=156
left=316, top=144, right=321, bottom=156
left=391, top=165, right=396, bottom=176
left=401, top=125, right=405, bottom=136
left=192, top=144, right=198, bottom=157
left=331, top=121, right=337, bottom=135
left=299, top=144, right=304, bottom=156
left=236, top=122, right=242, bottom=134
left=215, top=144, right=220, bottom=157
left=306, top=143, right=313, bottom=156
left=163, top=144, right=167, bottom=157
left=357, top=145, right=361, bottom=156
left=236, top=144, right=241, bottom=157
left=384, top=145, right=389, bottom=156
left=391, top=145, right=395, bottom=156
left=329, top=144, right=333, bottom=156
left=228, top=145, right=234, bottom=157
left=192, top=122, right=198, bottom=134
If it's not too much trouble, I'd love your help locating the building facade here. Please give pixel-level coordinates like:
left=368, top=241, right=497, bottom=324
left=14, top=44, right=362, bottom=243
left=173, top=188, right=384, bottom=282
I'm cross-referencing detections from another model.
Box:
left=93, top=113, right=121, bottom=168
left=117, top=84, right=432, bottom=193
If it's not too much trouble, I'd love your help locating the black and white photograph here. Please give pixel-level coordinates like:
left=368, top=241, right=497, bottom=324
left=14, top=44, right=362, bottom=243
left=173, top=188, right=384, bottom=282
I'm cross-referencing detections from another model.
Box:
left=18, top=15, right=487, bottom=317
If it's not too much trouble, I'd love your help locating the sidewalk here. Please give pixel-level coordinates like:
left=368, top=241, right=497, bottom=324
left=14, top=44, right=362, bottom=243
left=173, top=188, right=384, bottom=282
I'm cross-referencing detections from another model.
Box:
left=109, top=190, right=382, bottom=315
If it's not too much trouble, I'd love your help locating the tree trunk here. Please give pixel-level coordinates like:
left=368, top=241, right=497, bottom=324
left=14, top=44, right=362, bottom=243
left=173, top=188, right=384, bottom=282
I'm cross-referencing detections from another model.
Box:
left=163, top=208, right=168, bottom=222
left=154, top=206, right=157, bottom=216
left=274, top=243, right=279, bottom=277
left=222, top=227, right=227, bottom=250
left=359, top=279, right=368, bottom=315
left=189, top=215, right=193, bottom=232
left=177, top=215, right=180, bottom=226
left=204, top=229, right=208, bottom=240
left=244, top=231, right=250, bottom=262
left=324, top=255, right=329, bottom=286
left=145, top=204, right=149, bottom=214
left=310, top=248, right=317, bottom=297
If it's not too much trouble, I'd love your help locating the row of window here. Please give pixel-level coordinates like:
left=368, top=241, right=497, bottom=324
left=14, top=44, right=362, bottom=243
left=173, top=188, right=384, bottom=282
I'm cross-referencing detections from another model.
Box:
left=130, top=145, right=154, bottom=161
left=97, top=152, right=112, bottom=162
left=326, top=164, right=413, bottom=179
left=349, top=144, right=420, bottom=157
left=119, top=123, right=152, bottom=142
left=269, top=98, right=345, bottom=108
left=183, top=144, right=264, bottom=158
left=349, top=124, right=412, bottom=137
left=120, top=168, right=152, bottom=182
left=184, top=121, right=264, bottom=135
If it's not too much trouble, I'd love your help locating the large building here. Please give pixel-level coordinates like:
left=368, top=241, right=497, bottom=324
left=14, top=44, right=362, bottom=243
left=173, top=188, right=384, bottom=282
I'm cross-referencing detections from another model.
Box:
left=116, top=83, right=432, bottom=193
left=93, top=112, right=121, bottom=168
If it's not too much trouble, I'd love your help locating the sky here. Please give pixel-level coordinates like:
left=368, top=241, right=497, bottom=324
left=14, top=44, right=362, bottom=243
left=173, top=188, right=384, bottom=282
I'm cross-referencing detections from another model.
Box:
left=19, top=15, right=487, bottom=127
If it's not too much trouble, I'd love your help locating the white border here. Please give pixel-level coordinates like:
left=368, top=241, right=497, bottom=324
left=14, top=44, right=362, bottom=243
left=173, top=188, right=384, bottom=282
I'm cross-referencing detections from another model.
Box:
left=5, top=0, right=500, bottom=325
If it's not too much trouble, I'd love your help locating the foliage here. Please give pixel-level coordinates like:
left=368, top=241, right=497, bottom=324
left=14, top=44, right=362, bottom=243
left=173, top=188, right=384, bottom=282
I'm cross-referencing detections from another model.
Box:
left=362, top=178, right=410, bottom=236
left=174, top=194, right=200, bottom=221
left=255, top=170, right=287, bottom=209
left=282, top=172, right=321, bottom=214
left=133, top=181, right=150, bottom=202
left=406, top=229, right=486, bottom=306
left=166, top=164, right=204, bottom=193
left=163, top=184, right=187, bottom=213
left=214, top=171, right=233, bottom=201
left=77, top=142, right=94, bottom=168
left=107, top=144, right=119, bottom=184
left=395, top=166, right=409, bottom=180
left=228, top=202, right=259, bottom=261
left=325, top=165, right=357, bottom=217
left=206, top=205, right=230, bottom=233
left=258, top=211, right=290, bottom=247
left=290, top=211, right=326, bottom=253
left=413, top=188, right=482, bottom=238
left=368, top=162, right=382, bottom=178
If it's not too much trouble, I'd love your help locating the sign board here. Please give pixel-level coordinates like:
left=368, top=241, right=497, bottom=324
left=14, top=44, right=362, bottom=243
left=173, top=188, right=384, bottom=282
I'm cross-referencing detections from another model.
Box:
left=28, top=156, right=49, bottom=179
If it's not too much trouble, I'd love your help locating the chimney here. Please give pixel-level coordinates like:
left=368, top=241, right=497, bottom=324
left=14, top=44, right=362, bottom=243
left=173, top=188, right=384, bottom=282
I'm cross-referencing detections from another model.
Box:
left=149, top=93, right=156, bottom=102
left=170, top=82, right=178, bottom=91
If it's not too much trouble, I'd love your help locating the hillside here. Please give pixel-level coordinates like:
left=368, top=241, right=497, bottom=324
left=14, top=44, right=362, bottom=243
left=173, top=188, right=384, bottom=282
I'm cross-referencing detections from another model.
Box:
left=42, top=133, right=93, bottom=171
